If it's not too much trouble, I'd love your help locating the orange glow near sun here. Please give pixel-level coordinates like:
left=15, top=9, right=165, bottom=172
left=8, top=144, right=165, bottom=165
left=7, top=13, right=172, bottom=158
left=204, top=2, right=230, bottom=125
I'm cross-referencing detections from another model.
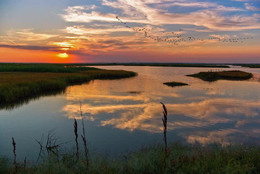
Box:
left=57, top=53, right=69, bottom=58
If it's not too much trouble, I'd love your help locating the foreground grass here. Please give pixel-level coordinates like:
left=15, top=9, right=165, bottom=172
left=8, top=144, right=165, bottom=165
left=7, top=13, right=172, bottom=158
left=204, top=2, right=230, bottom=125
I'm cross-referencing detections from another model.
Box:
left=187, top=70, right=253, bottom=82
left=0, top=64, right=136, bottom=109
left=1, top=144, right=260, bottom=174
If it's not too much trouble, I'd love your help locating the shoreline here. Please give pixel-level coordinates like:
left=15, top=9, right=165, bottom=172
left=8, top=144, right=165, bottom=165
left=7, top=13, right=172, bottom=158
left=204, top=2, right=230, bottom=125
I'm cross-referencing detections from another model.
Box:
left=67, top=63, right=230, bottom=68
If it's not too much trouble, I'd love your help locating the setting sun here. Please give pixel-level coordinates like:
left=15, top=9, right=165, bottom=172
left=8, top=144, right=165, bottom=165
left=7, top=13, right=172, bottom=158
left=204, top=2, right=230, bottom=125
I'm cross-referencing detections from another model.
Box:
left=57, top=53, right=69, bottom=58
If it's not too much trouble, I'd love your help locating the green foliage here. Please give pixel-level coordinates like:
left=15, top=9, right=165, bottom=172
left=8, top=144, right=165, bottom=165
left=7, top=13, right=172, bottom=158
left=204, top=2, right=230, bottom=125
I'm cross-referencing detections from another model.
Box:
left=1, top=144, right=260, bottom=174
left=187, top=70, right=253, bottom=82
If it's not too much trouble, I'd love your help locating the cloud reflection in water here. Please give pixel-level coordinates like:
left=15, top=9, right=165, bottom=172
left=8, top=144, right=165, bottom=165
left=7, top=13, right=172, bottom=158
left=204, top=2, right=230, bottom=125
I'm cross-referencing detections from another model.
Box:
left=62, top=66, right=260, bottom=146
left=63, top=84, right=260, bottom=146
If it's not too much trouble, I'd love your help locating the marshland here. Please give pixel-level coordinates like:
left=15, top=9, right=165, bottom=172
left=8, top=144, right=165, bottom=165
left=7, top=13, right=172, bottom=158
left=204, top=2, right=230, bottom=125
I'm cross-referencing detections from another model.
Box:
left=0, top=64, right=136, bottom=109
left=1, top=0, right=260, bottom=172
left=0, top=64, right=260, bottom=173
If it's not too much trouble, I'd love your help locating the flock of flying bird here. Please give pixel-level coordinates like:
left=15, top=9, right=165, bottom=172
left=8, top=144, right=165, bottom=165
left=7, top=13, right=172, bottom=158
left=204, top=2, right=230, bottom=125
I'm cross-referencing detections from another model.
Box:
left=116, top=16, right=253, bottom=46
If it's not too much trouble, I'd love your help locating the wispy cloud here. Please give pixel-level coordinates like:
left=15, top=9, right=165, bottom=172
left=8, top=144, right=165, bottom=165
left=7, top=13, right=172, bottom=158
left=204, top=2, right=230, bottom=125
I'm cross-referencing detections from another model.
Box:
left=158, top=1, right=244, bottom=12
left=245, top=3, right=260, bottom=11
left=62, top=6, right=117, bottom=23
left=62, top=0, right=260, bottom=31
left=65, top=25, right=133, bottom=35
left=0, top=44, right=65, bottom=51
left=0, top=29, right=57, bottom=45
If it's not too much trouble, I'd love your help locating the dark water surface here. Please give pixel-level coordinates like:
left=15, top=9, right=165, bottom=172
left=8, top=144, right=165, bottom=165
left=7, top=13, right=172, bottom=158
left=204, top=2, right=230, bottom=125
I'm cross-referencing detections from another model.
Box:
left=1, top=66, right=260, bottom=161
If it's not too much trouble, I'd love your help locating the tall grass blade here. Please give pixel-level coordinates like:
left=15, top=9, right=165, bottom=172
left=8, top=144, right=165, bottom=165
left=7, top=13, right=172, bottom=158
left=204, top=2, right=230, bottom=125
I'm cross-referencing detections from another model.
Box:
left=12, top=137, right=17, bottom=173
left=160, top=102, right=168, bottom=155
left=74, top=119, right=79, bottom=160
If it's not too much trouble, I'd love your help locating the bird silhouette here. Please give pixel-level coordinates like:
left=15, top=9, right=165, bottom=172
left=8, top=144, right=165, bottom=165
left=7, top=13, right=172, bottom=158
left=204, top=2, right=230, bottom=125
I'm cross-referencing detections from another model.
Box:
left=115, top=16, right=253, bottom=46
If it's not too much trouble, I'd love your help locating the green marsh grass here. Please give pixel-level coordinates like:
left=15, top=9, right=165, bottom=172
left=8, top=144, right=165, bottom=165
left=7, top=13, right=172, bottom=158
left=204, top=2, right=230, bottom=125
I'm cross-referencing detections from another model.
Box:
left=0, top=64, right=137, bottom=109
left=0, top=63, right=97, bottom=73
left=1, top=143, right=260, bottom=174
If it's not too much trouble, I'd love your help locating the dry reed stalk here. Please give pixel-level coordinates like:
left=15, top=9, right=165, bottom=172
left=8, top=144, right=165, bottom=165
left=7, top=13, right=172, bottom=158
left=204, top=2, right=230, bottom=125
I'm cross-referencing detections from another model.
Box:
left=79, top=102, right=89, bottom=166
left=74, top=119, right=79, bottom=160
left=161, top=102, right=168, bottom=155
left=35, top=134, right=44, bottom=162
left=23, top=157, right=27, bottom=169
left=81, top=119, right=89, bottom=165
left=12, top=137, right=17, bottom=173
left=45, top=130, right=59, bottom=155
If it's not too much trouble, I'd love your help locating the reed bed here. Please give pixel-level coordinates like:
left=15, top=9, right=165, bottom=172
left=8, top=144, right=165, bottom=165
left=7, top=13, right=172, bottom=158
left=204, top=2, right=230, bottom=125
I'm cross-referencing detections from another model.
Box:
left=0, top=66, right=137, bottom=109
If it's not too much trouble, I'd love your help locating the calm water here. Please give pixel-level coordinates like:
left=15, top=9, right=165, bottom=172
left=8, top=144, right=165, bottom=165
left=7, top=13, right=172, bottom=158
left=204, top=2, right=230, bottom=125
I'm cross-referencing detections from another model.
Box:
left=1, top=66, right=260, bottom=161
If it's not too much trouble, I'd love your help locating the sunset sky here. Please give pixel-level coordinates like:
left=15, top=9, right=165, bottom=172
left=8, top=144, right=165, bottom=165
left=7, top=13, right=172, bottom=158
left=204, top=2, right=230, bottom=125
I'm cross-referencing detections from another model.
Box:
left=0, top=0, right=259, bottom=63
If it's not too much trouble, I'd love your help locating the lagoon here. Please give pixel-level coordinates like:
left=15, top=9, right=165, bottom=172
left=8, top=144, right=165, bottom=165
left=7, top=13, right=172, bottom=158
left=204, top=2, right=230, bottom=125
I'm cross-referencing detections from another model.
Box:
left=0, top=66, right=260, bottom=161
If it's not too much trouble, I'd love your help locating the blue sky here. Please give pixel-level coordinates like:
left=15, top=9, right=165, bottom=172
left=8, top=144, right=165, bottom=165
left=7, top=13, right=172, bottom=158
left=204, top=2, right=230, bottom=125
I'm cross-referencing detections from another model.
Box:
left=0, top=0, right=259, bottom=63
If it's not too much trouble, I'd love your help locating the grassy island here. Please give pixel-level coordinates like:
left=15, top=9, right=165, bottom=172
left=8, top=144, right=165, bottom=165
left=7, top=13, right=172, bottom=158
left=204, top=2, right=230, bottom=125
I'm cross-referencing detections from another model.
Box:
left=163, top=81, right=188, bottom=87
left=187, top=70, right=253, bottom=82
left=0, top=63, right=137, bottom=109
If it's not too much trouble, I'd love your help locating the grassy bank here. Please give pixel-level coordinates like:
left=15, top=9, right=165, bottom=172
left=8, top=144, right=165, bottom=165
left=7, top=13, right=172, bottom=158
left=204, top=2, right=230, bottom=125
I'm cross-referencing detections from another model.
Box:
left=0, top=63, right=98, bottom=72
left=1, top=143, right=260, bottom=174
left=187, top=70, right=253, bottom=82
left=163, top=81, right=188, bottom=87
left=238, top=64, right=260, bottom=68
left=0, top=64, right=137, bottom=109
left=68, top=63, right=230, bottom=68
